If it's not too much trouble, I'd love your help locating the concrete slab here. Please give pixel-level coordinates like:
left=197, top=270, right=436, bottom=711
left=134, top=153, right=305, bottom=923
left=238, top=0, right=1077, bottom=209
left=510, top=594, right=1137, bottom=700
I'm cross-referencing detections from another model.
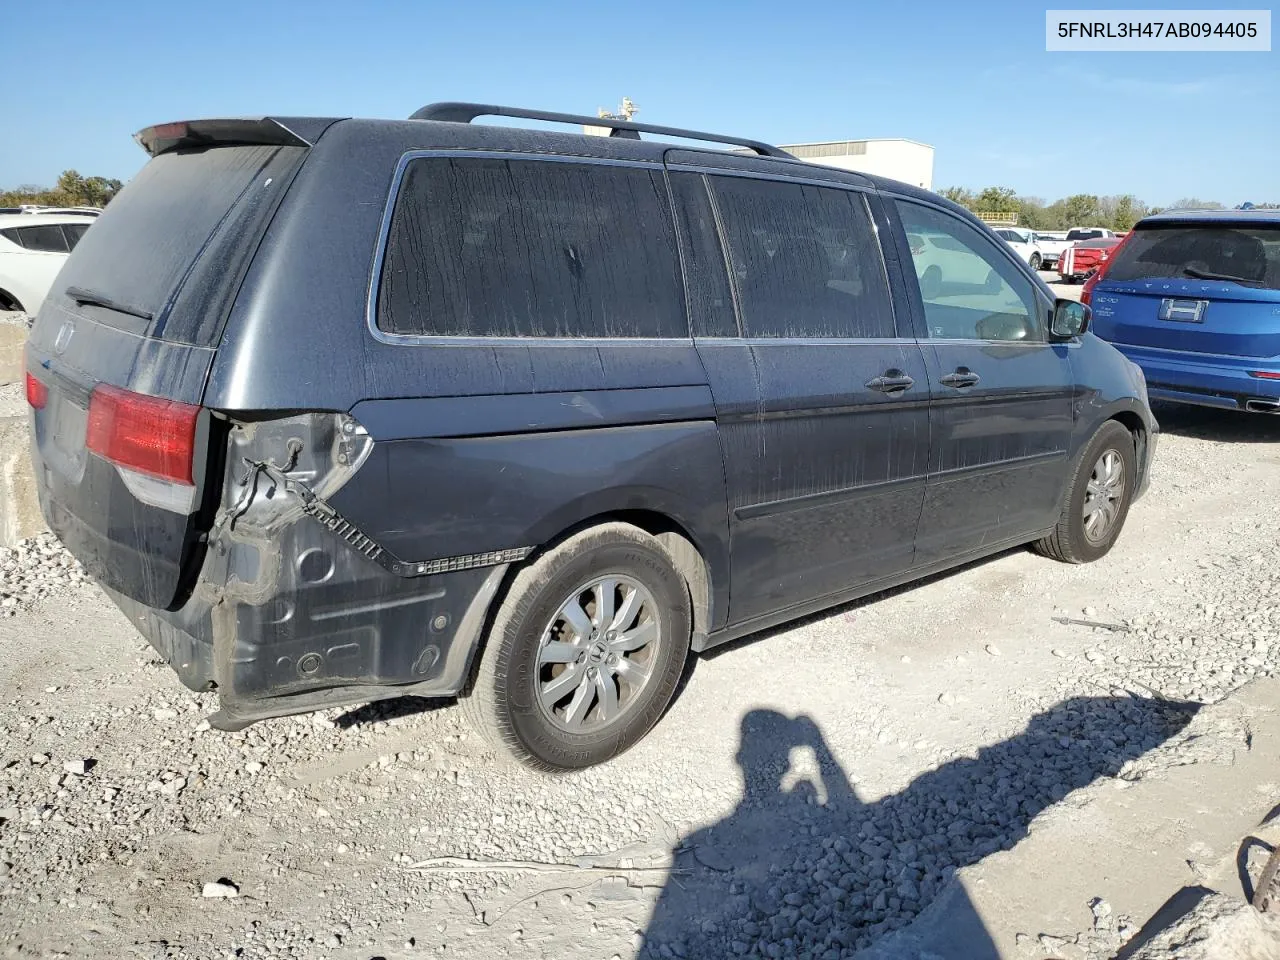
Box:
left=860, top=679, right=1280, bottom=959
left=0, top=324, right=26, bottom=386
left=0, top=415, right=43, bottom=546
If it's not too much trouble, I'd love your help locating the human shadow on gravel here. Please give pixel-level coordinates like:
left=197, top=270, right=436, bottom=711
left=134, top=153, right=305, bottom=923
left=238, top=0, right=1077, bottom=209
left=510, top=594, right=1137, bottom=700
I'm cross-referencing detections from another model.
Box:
left=641, top=696, right=1197, bottom=960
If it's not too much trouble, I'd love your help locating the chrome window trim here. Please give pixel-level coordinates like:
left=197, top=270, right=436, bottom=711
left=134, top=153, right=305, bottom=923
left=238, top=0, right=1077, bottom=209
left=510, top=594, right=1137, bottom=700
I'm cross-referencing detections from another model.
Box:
left=366, top=150, right=681, bottom=347
left=667, top=163, right=873, bottom=195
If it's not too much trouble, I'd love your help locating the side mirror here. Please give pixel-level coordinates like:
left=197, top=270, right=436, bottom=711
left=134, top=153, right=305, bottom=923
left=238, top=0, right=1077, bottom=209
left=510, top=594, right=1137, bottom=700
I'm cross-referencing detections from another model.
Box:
left=1050, top=298, right=1090, bottom=340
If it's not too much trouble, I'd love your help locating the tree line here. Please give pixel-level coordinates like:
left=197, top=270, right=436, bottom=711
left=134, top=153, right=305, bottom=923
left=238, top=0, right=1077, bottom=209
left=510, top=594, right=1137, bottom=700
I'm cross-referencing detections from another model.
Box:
left=1, top=170, right=123, bottom=209
left=937, top=186, right=1277, bottom=232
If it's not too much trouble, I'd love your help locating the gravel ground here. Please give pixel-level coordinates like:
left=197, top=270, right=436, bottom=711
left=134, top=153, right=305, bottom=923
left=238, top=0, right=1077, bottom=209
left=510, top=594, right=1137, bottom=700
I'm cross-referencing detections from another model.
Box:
left=2, top=312, right=1280, bottom=958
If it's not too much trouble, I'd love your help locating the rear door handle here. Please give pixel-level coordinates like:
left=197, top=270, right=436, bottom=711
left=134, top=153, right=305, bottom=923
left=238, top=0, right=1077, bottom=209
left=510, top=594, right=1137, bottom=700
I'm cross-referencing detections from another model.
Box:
left=866, top=371, right=915, bottom=393
left=939, top=369, right=981, bottom=389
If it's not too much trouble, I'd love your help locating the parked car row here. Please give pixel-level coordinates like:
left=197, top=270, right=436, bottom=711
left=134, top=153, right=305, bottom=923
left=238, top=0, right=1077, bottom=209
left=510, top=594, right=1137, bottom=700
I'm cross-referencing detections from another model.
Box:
left=992, top=226, right=1125, bottom=277
left=24, top=104, right=1156, bottom=771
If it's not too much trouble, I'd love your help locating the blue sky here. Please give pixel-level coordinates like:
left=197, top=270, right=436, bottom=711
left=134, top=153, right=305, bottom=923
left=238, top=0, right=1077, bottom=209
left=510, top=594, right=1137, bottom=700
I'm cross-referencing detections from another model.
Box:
left=3, top=0, right=1276, bottom=205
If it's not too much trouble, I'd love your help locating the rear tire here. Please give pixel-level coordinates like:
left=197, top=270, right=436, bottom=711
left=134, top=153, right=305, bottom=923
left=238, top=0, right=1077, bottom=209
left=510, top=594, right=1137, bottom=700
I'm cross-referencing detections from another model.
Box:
left=0, top=289, right=24, bottom=313
left=463, top=523, right=691, bottom=772
left=1035, top=421, right=1136, bottom=564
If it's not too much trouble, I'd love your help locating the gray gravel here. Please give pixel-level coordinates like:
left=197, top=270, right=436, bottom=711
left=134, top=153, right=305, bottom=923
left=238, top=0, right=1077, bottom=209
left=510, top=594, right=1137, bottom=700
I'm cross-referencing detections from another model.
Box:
left=0, top=533, right=91, bottom=617
left=0, top=403, right=1277, bottom=960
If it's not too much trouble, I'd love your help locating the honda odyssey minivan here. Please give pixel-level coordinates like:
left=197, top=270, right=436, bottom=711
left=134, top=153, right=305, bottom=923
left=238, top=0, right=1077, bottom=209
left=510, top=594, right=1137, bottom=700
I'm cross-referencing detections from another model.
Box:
left=26, top=104, right=1158, bottom=770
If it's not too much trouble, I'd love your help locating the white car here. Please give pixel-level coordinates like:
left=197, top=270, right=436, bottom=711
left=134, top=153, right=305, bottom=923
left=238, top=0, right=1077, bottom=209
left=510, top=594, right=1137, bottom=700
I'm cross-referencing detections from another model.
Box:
left=1033, top=232, right=1071, bottom=269
left=0, top=213, right=95, bottom=315
left=991, top=227, right=1045, bottom=271
left=1065, top=226, right=1116, bottom=242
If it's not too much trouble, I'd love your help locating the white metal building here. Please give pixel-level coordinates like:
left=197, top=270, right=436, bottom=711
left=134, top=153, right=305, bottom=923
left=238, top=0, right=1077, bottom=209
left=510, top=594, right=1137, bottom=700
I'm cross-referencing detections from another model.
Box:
left=777, top=139, right=935, bottom=190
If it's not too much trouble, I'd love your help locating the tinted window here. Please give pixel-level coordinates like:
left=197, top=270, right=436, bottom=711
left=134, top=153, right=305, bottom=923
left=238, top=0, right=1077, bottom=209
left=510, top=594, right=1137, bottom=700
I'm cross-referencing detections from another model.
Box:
left=898, top=201, right=1043, bottom=342
left=53, top=144, right=304, bottom=346
left=669, top=173, right=737, bottom=337
left=1105, top=224, right=1280, bottom=290
left=0, top=228, right=21, bottom=246
left=706, top=176, right=895, bottom=339
left=1066, top=229, right=1103, bottom=241
left=14, top=224, right=69, bottom=253
left=61, top=222, right=90, bottom=249
left=378, top=157, right=685, bottom=339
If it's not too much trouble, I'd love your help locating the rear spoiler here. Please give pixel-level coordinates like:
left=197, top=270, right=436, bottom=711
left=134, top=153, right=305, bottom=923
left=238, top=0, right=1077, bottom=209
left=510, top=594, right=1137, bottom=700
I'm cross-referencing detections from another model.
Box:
left=134, top=117, right=341, bottom=157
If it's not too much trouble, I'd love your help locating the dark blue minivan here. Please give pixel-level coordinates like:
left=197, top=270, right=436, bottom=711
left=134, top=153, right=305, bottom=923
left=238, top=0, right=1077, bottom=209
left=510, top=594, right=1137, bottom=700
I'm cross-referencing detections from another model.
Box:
left=1087, top=210, right=1280, bottom=413
left=26, top=104, right=1158, bottom=770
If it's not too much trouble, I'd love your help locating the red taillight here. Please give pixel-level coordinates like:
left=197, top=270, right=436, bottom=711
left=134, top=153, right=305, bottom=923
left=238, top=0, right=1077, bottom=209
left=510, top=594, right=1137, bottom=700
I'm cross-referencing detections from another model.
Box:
left=1250, top=371, right=1280, bottom=380
left=85, top=385, right=200, bottom=485
left=25, top=373, right=48, bottom=409
left=1081, top=235, right=1132, bottom=306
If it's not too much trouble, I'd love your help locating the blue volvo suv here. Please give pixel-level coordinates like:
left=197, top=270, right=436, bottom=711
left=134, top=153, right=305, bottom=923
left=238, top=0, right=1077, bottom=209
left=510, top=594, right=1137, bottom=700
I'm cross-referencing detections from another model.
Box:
left=1087, top=209, right=1280, bottom=413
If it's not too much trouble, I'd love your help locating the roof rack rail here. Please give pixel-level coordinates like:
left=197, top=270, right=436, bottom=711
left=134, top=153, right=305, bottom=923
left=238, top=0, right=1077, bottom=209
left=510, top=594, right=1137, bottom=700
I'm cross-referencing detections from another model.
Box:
left=408, top=102, right=790, bottom=159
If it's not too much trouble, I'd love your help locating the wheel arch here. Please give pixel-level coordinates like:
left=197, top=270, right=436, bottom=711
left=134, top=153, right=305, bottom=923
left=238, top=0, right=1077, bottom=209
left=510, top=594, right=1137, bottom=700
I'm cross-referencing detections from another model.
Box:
left=460, top=504, right=725, bottom=699
left=0, top=287, right=25, bottom=312
left=1108, top=408, right=1150, bottom=490
left=525, top=507, right=718, bottom=645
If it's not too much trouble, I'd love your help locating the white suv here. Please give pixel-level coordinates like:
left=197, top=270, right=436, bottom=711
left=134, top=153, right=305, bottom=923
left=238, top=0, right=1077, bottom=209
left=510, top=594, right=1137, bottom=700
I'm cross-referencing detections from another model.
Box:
left=992, top=227, right=1044, bottom=271
left=0, top=213, right=95, bottom=315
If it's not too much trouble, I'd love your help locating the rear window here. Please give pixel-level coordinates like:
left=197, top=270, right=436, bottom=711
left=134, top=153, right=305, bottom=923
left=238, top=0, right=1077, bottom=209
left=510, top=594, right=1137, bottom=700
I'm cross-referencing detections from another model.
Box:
left=1067, top=229, right=1103, bottom=241
left=377, top=157, right=685, bottom=339
left=1105, top=225, right=1280, bottom=289
left=51, top=144, right=305, bottom=345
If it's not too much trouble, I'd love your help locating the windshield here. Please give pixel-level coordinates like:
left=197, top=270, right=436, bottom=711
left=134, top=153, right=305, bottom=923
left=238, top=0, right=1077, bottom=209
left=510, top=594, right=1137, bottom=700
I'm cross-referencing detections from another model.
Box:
left=1105, top=224, right=1280, bottom=289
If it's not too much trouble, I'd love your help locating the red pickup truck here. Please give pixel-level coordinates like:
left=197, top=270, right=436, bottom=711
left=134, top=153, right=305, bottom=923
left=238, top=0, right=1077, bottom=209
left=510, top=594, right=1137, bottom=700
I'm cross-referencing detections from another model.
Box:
left=1058, top=237, right=1122, bottom=283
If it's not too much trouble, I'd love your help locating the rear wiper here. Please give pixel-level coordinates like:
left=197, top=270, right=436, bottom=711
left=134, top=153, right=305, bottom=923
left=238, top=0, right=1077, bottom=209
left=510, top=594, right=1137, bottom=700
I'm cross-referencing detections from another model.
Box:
left=1181, top=267, right=1262, bottom=286
left=65, top=286, right=153, bottom=321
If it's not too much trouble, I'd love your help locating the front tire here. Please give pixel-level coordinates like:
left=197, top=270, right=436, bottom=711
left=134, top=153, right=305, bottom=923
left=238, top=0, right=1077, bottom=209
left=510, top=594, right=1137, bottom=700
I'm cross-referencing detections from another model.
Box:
left=464, top=523, right=691, bottom=772
left=1035, top=421, right=1136, bottom=564
left=1029, top=253, right=1042, bottom=271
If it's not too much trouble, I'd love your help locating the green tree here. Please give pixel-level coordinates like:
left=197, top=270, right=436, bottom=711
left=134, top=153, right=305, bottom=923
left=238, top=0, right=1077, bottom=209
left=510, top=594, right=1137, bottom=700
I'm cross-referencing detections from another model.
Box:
left=1061, top=193, right=1101, bottom=227
left=1110, top=194, right=1145, bottom=231
left=973, top=186, right=1018, bottom=213
left=0, top=169, right=122, bottom=209
left=938, top=186, right=975, bottom=208
left=1171, top=197, right=1223, bottom=211
left=1014, top=196, right=1048, bottom=230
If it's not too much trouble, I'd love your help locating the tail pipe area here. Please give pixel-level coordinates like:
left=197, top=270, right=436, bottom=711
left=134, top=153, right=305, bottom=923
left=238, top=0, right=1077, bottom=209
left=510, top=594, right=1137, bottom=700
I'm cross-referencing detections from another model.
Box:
left=1244, top=398, right=1280, bottom=414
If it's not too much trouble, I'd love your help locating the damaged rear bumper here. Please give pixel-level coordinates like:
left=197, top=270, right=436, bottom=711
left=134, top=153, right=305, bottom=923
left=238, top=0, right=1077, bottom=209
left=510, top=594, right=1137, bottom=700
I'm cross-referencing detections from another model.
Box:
left=105, top=543, right=509, bottom=730
left=102, top=413, right=518, bottom=730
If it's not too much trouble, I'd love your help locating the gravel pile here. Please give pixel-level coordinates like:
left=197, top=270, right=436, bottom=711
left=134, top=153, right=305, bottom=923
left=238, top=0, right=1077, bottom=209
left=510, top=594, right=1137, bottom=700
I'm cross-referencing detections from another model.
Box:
left=0, top=534, right=91, bottom=616
left=0, top=310, right=32, bottom=327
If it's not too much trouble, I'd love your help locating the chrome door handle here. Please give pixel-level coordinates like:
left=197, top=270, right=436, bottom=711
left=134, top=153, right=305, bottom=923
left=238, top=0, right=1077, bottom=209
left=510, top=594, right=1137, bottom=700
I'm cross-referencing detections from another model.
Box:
left=866, top=372, right=915, bottom=393
left=939, top=369, right=981, bottom=389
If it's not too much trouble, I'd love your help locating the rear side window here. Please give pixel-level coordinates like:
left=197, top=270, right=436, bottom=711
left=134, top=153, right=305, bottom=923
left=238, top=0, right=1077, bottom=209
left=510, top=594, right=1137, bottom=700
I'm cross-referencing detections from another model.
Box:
left=377, top=157, right=685, bottom=339
left=52, top=144, right=305, bottom=345
left=706, top=175, right=895, bottom=339
left=1106, top=224, right=1280, bottom=290
left=62, top=222, right=90, bottom=249
left=12, top=224, right=70, bottom=253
